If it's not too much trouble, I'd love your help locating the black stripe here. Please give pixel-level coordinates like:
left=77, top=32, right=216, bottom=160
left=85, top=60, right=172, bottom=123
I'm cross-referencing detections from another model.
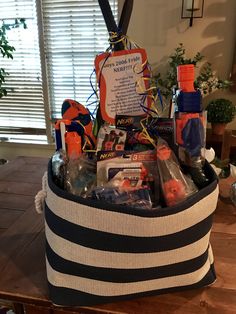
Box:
left=47, top=159, right=218, bottom=218
left=45, top=204, right=213, bottom=253
left=46, top=240, right=210, bottom=283
left=47, top=264, right=216, bottom=306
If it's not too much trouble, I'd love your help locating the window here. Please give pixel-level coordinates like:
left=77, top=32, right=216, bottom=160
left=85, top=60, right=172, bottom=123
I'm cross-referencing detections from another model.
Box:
left=0, top=0, right=47, bottom=143
left=0, top=0, right=118, bottom=144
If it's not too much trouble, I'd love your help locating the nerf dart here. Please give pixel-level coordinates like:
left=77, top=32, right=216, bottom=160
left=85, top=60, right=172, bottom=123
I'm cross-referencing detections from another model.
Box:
left=60, top=122, right=66, bottom=152
left=156, top=139, right=197, bottom=207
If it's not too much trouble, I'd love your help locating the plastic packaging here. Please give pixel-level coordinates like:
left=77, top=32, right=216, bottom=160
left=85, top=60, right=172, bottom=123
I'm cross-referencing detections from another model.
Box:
left=97, top=150, right=160, bottom=207
left=91, top=186, right=152, bottom=209
left=51, top=150, right=67, bottom=189
left=65, top=154, right=97, bottom=198
left=156, top=139, right=198, bottom=207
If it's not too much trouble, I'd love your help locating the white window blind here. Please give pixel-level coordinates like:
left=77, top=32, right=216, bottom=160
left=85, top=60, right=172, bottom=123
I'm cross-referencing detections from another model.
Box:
left=0, top=0, right=118, bottom=144
left=41, top=0, right=118, bottom=119
left=0, top=0, right=47, bottom=143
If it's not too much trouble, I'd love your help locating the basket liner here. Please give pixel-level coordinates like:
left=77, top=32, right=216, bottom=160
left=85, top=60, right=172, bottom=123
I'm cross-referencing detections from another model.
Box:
left=44, top=160, right=218, bottom=306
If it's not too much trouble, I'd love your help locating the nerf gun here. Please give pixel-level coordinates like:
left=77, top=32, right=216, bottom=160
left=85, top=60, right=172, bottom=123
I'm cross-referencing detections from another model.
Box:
left=106, top=162, right=149, bottom=190
left=55, top=99, right=96, bottom=159
left=55, top=120, right=83, bottom=159
left=175, top=64, right=209, bottom=188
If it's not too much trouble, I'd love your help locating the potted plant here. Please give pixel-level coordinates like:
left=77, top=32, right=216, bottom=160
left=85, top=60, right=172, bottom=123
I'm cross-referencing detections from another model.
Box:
left=154, top=43, right=232, bottom=104
left=206, top=98, right=236, bottom=135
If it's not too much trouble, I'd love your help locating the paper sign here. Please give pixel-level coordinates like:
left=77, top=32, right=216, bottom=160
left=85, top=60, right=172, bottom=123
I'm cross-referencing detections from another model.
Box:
left=95, top=49, right=151, bottom=124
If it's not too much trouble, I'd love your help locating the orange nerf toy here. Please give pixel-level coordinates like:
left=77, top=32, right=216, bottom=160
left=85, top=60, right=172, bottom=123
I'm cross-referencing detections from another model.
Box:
left=65, top=132, right=82, bottom=160
left=61, top=99, right=96, bottom=147
left=156, top=139, right=197, bottom=206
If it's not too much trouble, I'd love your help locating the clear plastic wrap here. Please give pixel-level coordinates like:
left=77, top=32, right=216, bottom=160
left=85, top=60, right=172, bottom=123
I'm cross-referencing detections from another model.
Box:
left=156, top=139, right=198, bottom=207
left=51, top=150, right=67, bottom=189
left=91, top=186, right=152, bottom=210
left=65, top=154, right=97, bottom=198
left=96, top=150, right=160, bottom=207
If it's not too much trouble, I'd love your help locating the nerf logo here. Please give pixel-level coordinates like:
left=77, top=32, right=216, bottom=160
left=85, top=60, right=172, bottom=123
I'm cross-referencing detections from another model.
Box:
left=99, top=152, right=116, bottom=160
left=116, top=117, right=134, bottom=126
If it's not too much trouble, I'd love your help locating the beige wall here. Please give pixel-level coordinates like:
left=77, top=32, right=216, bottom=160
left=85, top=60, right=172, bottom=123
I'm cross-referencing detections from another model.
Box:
left=121, top=0, right=236, bottom=128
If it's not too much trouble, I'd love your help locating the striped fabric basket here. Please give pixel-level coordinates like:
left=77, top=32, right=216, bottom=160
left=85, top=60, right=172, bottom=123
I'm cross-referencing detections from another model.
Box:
left=44, top=160, right=219, bottom=306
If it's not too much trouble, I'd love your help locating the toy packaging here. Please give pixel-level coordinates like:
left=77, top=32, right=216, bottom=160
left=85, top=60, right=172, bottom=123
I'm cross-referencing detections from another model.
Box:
left=96, top=124, right=127, bottom=151
left=35, top=0, right=219, bottom=308
left=97, top=150, right=160, bottom=207
left=156, top=138, right=197, bottom=206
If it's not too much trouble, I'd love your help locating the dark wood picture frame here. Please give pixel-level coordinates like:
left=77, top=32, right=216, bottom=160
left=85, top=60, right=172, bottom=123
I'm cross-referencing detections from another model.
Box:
left=230, top=41, right=236, bottom=92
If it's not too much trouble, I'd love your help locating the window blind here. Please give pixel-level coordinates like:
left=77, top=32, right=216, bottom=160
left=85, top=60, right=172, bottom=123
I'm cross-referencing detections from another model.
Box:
left=41, top=0, right=118, bottom=119
left=0, top=0, right=47, bottom=143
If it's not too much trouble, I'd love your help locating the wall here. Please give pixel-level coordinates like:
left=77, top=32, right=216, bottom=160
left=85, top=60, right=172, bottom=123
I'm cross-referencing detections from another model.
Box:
left=123, top=0, right=236, bottom=128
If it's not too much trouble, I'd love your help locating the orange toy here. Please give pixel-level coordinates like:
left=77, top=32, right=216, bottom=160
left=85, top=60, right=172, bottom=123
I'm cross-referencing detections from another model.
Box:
left=163, top=179, right=186, bottom=206
left=156, top=144, right=171, bottom=160
left=177, top=64, right=195, bottom=92
left=61, top=99, right=96, bottom=147
left=65, top=132, right=82, bottom=160
left=175, top=112, right=204, bottom=146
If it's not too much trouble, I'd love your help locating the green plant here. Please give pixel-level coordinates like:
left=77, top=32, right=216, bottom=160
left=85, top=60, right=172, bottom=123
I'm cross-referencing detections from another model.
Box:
left=154, top=43, right=232, bottom=100
left=206, top=98, right=236, bottom=123
left=0, top=18, right=27, bottom=98
left=211, top=157, right=231, bottom=178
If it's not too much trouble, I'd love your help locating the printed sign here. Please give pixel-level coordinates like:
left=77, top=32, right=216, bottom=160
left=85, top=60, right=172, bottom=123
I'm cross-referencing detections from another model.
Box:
left=95, top=49, right=151, bottom=124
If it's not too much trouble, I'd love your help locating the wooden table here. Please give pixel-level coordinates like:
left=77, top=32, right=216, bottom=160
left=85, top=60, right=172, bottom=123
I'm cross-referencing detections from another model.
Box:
left=0, top=156, right=236, bottom=314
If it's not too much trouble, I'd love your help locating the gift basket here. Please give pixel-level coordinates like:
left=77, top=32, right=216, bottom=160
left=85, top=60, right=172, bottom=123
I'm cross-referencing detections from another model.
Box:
left=35, top=0, right=219, bottom=307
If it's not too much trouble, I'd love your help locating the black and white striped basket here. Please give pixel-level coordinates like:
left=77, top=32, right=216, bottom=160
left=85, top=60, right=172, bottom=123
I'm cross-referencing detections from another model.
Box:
left=43, top=160, right=219, bottom=306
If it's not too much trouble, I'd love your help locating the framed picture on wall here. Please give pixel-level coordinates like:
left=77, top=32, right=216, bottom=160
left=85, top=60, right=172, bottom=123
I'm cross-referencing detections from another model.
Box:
left=230, top=41, right=236, bottom=92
